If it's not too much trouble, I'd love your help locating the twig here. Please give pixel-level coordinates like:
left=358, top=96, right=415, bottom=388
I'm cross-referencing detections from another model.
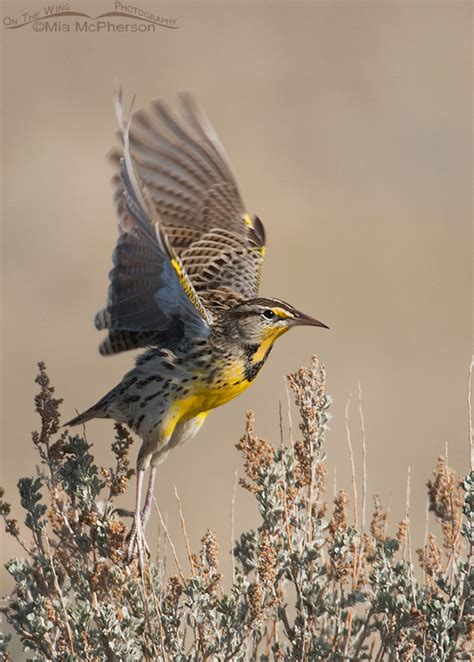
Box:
left=345, top=394, right=358, bottom=528
left=469, top=356, right=473, bottom=472
left=285, top=378, right=295, bottom=462
left=283, top=387, right=299, bottom=528
left=358, top=381, right=368, bottom=531
left=152, top=495, right=185, bottom=583
left=173, top=484, right=195, bottom=576
left=422, top=497, right=429, bottom=585
left=44, top=536, right=75, bottom=656
left=279, top=400, right=284, bottom=448
left=136, top=559, right=161, bottom=662
left=231, top=469, right=238, bottom=584
left=405, top=466, right=417, bottom=608
left=143, top=564, right=168, bottom=662
left=384, top=492, right=393, bottom=538
left=280, top=454, right=294, bottom=553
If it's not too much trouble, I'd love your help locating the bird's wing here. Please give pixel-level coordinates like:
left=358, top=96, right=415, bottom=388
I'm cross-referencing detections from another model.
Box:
left=95, top=88, right=211, bottom=356
left=108, top=89, right=266, bottom=313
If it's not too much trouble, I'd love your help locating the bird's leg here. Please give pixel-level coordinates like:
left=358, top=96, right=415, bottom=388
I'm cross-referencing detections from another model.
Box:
left=126, top=468, right=146, bottom=568
left=114, top=467, right=156, bottom=525
left=140, top=465, right=157, bottom=530
left=121, top=466, right=156, bottom=565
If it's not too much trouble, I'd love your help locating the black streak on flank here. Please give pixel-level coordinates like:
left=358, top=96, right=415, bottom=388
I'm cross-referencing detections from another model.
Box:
left=144, top=391, right=164, bottom=402
left=244, top=361, right=264, bottom=382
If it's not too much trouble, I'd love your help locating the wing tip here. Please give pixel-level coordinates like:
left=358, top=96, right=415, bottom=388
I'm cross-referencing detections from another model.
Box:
left=95, top=309, right=109, bottom=330
left=252, top=215, right=266, bottom=247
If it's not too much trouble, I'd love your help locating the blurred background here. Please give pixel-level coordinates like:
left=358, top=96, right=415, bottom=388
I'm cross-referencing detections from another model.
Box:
left=1, top=0, right=472, bottom=649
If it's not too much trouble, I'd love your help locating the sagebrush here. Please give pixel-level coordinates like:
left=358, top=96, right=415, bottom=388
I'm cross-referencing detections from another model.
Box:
left=0, top=358, right=472, bottom=660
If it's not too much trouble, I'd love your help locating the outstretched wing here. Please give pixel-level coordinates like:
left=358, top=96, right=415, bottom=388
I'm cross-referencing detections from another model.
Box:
left=108, top=90, right=266, bottom=313
left=95, top=89, right=211, bottom=356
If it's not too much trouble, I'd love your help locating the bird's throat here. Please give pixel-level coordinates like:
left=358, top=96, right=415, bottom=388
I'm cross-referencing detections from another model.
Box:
left=243, top=336, right=276, bottom=382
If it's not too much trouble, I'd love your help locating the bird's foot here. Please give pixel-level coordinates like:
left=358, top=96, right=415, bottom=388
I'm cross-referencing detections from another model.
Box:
left=113, top=508, right=151, bottom=567
left=124, top=515, right=151, bottom=569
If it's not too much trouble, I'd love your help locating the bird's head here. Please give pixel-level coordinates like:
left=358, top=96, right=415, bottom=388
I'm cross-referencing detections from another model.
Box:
left=224, top=297, right=329, bottom=347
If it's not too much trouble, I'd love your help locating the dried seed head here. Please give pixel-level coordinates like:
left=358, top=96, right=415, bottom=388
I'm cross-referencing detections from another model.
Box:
left=285, top=485, right=299, bottom=510
left=287, top=355, right=327, bottom=454
left=416, top=532, right=442, bottom=581
left=112, top=423, right=134, bottom=461
left=294, top=439, right=312, bottom=487
left=329, top=490, right=349, bottom=537
left=409, top=608, right=427, bottom=631
left=258, top=529, right=277, bottom=585
left=467, top=619, right=474, bottom=641
left=315, top=463, right=327, bottom=494
left=0, top=498, right=11, bottom=517
left=427, top=456, right=463, bottom=554
left=357, top=533, right=375, bottom=588
left=190, top=553, right=201, bottom=573
left=396, top=520, right=407, bottom=546
left=5, top=518, right=19, bottom=538
left=236, top=411, right=274, bottom=493
left=165, top=575, right=184, bottom=609
left=43, top=597, right=60, bottom=625
left=401, top=640, right=417, bottom=661
left=201, top=529, right=219, bottom=570
left=48, top=501, right=62, bottom=536
left=102, top=424, right=136, bottom=497
left=48, top=436, right=67, bottom=462
left=105, top=519, right=126, bottom=562
left=249, top=582, right=265, bottom=623
left=34, top=362, right=63, bottom=445
left=370, top=494, right=389, bottom=542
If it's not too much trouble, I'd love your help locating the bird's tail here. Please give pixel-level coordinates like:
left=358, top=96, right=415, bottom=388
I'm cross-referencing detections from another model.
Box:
left=64, top=402, right=109, bottom=428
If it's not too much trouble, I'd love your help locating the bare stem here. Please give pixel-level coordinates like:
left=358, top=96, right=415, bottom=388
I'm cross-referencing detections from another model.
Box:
left=345, top=394, right=358, bottom=528
left=468, top=356, right=473, bottom=472
left=231, top=469, right=238, bottom=584
left=173, top=484, right=195, bottom=577
left=358, top=381, right=368, bottom=531
left=152, top=495, right=185, bottom=584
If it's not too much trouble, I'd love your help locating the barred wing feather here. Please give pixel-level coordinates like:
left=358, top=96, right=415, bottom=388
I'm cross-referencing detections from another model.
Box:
left=98, top=87, right=266, bottom=355
left=109, top=93, right=265, bottom=293
left=95, top=90, right=211, bottom=356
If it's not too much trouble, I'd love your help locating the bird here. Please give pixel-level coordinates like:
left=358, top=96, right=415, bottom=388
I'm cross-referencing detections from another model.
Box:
left=65, top=85, right=329, bottom=564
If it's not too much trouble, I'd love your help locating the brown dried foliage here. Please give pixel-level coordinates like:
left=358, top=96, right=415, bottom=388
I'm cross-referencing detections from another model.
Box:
left=328, top=490, right=349, bottom=537
left=235, top=410, right=274, bottom=493
left=370, top=493, right=389, bottom=542
left=427, top=455, right=464, bottom=554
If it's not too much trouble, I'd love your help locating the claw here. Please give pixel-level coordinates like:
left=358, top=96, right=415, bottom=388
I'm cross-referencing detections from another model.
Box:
left=125, top=517, right=151, bottom=567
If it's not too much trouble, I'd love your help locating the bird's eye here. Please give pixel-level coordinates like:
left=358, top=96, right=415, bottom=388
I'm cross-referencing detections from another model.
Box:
left=262, top=309, right=276, bottom=320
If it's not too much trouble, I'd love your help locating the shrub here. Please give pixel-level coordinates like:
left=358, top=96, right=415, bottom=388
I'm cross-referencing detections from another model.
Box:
left=1, top=358, right=472, bottom=660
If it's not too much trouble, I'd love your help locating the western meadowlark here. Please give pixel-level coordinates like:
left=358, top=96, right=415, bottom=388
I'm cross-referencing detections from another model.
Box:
left=65, top=86, right=328, bottom=563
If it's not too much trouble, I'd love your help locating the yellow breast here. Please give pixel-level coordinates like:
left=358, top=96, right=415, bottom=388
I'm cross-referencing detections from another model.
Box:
left=168, top=360, right=250, bottom=426
left=167, top=331, right=284, bottom=434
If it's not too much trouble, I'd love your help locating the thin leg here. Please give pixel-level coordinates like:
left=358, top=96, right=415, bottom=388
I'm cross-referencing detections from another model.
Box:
left=126, top=468, right=145, bottom=568
left=116, top=468, right=156, bottom=527
left=141, top=466, right=157, bottom=530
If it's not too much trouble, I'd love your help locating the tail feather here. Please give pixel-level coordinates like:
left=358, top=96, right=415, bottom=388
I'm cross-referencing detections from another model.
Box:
left=64, top=404, right=109, bottom=428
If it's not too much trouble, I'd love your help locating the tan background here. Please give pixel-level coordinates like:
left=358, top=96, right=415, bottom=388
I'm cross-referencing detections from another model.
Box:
left=1, top=0, right=472, bottom=645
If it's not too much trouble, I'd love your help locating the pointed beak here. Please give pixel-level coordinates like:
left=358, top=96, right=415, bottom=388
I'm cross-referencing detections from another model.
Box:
left=290, top=311, right=330, bottom=330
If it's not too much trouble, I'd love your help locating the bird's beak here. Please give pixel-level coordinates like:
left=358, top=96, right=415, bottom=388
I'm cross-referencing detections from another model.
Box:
left=290, top=311, right=330, bottom=330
